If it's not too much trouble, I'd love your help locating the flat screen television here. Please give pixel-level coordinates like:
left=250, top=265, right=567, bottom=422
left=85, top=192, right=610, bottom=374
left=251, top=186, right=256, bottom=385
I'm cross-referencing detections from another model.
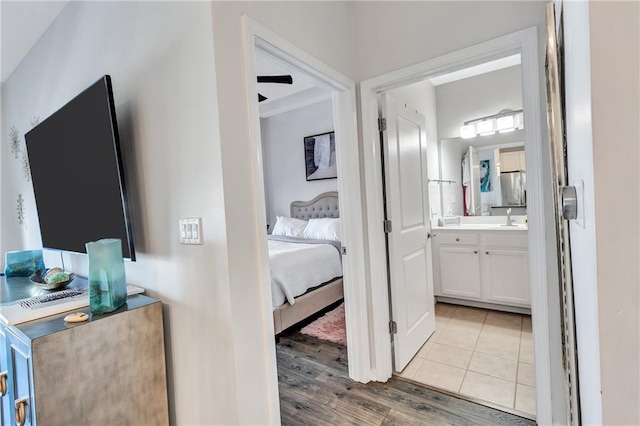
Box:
left=25, top=75, right=136, bottom=260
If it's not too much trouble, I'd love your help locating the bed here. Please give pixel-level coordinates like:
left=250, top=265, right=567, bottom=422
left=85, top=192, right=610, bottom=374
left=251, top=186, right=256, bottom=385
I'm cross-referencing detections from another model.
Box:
left=270, top=191, right=344, bottom=334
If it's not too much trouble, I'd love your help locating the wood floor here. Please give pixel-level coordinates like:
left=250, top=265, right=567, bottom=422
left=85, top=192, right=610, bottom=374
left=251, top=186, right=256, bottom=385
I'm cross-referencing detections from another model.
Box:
left=277, top=331, right=536, bottom=426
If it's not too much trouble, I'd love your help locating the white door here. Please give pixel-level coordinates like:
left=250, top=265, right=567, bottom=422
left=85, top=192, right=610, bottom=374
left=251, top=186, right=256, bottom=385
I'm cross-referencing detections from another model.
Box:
left=380, top=94, right=435, bottom=371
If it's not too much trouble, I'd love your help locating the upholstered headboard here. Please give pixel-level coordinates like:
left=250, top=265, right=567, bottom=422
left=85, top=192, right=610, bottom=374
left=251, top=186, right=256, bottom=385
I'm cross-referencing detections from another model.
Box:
left=290, top=192, right=339, bottom=220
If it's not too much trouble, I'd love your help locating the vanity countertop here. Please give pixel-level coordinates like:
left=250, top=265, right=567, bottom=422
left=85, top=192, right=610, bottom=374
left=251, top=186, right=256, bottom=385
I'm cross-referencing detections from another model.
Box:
left=433, top=224, right=528, bottom=232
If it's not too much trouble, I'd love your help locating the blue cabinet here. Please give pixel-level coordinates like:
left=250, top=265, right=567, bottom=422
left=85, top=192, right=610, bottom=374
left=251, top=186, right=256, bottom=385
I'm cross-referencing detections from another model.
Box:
left=5, top=329, right=32, bottom=426
left=0, top=326, right=11, bottom=425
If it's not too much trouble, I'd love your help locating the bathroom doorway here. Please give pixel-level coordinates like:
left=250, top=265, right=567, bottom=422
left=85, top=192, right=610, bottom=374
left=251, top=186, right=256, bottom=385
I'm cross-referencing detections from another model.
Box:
left=361, top=27, right=563, bottom=424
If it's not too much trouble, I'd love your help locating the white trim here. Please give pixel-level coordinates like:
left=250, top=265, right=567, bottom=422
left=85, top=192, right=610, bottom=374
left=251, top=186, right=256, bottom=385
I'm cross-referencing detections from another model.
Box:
left=241, top=17, right=372, bottom=387
left=360, top=27, right=556, bottom=424
left=435, top=297, right=532, bottom=315
left=259, top=88, right=332, bottom=118
left=562, top=2, right=603, bottom=423
left=428, top=53, right=521, bottom=86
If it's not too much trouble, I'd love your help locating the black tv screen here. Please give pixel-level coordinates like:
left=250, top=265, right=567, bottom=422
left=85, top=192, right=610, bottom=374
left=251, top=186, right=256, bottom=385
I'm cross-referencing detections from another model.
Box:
left=25, top=76, right=136, bottom=260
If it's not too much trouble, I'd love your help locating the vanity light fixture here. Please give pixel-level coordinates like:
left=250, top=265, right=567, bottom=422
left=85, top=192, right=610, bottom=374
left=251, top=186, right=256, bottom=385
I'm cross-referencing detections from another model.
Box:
left=459, top=109, right=524, bottom=138
left=460, top=124, right=476, bottom=139
left=496, top=114, right=515, bottom=131
left=477, top=119, right=495, bottom=135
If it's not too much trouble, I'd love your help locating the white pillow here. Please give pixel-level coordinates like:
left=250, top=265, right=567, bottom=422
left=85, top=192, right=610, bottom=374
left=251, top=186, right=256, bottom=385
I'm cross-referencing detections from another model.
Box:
left=302, top=218, right=342, bottom=242
left=271, top=216, right=308, bottom=238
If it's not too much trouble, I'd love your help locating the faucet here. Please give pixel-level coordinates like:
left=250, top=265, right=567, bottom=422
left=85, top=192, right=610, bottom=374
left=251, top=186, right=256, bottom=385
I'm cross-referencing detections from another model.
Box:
left=506, top=208, right=516, bottom=226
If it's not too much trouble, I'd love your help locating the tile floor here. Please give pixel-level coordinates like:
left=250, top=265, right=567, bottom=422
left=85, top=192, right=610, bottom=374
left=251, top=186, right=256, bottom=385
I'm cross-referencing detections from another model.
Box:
left=399, top=302, right=536, bottom=417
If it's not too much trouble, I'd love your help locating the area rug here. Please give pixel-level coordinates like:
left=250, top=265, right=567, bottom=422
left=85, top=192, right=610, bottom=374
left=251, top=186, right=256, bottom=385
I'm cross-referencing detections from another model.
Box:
left=300, top=303, right=346, bottom=345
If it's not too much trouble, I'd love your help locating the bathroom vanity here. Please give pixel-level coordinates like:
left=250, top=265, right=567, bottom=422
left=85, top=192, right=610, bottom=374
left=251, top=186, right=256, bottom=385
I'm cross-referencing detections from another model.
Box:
left=432, top=224, right=530, bottom=312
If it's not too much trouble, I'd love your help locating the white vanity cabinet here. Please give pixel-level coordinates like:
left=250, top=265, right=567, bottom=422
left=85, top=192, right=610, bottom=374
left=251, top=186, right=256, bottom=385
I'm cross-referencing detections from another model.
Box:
left=433, top=229, right=530, bottom=309
left=436, top=234, right=482, bottom=299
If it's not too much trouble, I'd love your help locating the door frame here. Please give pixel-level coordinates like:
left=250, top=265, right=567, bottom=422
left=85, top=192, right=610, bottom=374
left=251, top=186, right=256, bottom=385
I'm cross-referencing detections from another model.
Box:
left=241, top=16, right=371, bottom=383
left=360, top=27, right=556, bottom=424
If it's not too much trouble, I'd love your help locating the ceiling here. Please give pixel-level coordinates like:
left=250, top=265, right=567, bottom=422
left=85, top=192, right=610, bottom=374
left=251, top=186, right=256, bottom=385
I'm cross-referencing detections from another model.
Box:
left=254, top=49, right=330, bottom=117
left=254, top=50, right=322, bottom=103
left=1, top=1, right=69, bottom=82
left=428, top=54, right=521, bottom=86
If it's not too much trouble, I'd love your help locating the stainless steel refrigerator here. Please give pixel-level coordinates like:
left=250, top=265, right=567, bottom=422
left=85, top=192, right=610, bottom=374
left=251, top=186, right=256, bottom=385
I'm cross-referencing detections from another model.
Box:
left=500, top=171, right=526, bottom=206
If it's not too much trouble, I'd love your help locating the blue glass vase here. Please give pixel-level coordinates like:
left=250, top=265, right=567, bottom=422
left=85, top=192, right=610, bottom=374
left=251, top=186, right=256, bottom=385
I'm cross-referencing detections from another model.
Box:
left=4, top=250, right=45, bottom=277
left=86, top=239, right=127, bottom=314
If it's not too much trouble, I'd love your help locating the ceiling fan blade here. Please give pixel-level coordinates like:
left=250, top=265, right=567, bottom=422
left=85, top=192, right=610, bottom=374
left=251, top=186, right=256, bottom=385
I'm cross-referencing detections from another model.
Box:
left=258, top=93, right=268, bottom=102
left=257, top=75, right=293, bottom=85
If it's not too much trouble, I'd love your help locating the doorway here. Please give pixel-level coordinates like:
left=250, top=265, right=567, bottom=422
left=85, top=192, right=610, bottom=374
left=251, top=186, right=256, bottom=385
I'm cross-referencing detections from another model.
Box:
left=361, top=27, right=562, bottom=425
left=241, top=17, right=371, bottom=391
left=379, top=58, right=536, bottom=418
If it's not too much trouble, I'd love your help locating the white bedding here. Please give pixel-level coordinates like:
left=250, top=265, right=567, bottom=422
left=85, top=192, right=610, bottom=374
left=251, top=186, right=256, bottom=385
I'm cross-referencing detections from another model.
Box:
left=269, top=239, right=343, bottom=309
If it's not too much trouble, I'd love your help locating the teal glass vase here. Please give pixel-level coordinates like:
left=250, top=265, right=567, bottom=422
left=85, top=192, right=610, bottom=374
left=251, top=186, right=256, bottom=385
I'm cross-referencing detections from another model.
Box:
left=86, top=239, right=127, bottom=314
left=4, top=250, right=45, bottom=277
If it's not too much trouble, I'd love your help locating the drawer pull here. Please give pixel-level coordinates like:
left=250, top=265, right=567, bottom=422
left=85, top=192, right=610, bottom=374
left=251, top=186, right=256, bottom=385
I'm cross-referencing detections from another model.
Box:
left=474, top=250, right=478, bottom=254
left=455, top=238, right=460, bottom=242
left=15, top=397, right=28, bottom=426
left=0, top=371, right=6, bottom=397
left=486, top=251, right=490, bottom=255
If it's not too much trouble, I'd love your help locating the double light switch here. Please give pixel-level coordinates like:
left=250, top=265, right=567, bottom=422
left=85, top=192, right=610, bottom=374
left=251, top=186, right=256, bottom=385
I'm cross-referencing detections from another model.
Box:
left=179, top=218, right=202, bottom=244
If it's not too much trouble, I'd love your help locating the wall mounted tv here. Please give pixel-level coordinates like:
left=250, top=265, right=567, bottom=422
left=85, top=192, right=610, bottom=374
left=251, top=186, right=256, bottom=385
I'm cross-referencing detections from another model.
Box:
left=25, top=75, right=136, bottom=260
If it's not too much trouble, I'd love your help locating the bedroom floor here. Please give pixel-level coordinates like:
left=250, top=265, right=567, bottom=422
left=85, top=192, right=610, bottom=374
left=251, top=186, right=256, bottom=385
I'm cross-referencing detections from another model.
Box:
left=276, top=331, right=535, bottom=425
left=397, top=303, right=536, bottom=419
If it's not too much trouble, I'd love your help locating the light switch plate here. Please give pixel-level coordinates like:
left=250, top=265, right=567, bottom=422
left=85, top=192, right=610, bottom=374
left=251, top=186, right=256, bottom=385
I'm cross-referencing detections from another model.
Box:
left=179, top=218, right=202, bottom=244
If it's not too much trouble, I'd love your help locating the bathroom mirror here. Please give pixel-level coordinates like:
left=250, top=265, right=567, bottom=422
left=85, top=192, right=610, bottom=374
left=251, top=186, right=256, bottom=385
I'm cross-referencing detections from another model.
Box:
left=435, top=131, right=526, bottom=216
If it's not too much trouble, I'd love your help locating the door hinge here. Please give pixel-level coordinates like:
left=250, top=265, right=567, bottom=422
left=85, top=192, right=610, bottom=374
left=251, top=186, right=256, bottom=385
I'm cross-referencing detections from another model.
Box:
left=384, top=220, right=392, bottom=233
left=378, top=117, right=387, bottom=132
left=341, top=246, right=347, bottom=255
left=389, top=320, right=397, bottom=334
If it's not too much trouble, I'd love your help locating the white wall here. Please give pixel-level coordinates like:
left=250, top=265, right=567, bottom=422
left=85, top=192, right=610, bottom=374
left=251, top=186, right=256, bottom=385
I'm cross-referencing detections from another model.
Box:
left=588, top=2, right=639, bottom=424
left=261, top=100, right=337, bottom=226
left=439, top=139, right=466, bottom=216
left=0, top=3, right=238, bottom=424
left=435, top=65, right=522, bottom=140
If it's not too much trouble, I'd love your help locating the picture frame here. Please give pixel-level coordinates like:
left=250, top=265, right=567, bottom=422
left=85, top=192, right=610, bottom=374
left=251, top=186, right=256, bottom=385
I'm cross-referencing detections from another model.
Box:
left=480, top=160, right=492, bottom=192
left=304, top=131, right=337, bottom=181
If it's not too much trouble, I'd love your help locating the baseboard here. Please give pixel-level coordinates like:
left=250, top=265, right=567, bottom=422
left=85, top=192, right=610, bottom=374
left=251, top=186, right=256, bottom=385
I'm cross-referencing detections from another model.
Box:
left=436, top=296, right=532, bottom=315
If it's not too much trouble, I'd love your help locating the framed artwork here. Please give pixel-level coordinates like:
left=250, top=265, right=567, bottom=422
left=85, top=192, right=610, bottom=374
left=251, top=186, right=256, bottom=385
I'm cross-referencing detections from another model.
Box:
left=304, top=131, right=337, bottom=181
left=480, top=160, right=492, bottom=192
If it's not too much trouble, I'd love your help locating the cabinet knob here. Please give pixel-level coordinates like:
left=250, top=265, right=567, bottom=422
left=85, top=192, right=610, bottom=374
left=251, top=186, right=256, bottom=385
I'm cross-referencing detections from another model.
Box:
left=0, top=371, right=6, bottom=397
left=456, top=238, right=460, bottom=242
left=15, top=397, right=28, bottom=426
left=474, top=250, right=478, bottom=254
left=486, top=251, right=490, bottom=255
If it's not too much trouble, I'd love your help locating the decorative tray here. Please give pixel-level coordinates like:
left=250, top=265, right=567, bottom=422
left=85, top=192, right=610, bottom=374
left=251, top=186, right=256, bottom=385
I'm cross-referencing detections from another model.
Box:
left=29, top=269, right=76, bottom=291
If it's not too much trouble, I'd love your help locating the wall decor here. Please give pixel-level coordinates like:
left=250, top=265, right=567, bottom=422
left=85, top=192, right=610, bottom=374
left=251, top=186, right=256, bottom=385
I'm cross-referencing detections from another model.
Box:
left=9, top=126, right=21, bottom=159
left=304, top=131, right=337, bottom=181
left=21, top=151, right=31, bottom=182
left=480, top=160, right=492, bottom=192
left=17, top=194, right=26, bottom=225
